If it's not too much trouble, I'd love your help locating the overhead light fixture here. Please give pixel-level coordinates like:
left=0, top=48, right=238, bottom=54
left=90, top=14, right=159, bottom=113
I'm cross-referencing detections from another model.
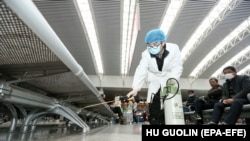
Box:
left=159, top=0, right=185, bottom=36
left=181, top=0, right=239, bottom=62
left=189, top=16, right=250, bottom=80
left=121, top=0, right=139, bottom=76
left=75, top=0, right=104, bottom=74
left=211, top=45, right=250, bottom=78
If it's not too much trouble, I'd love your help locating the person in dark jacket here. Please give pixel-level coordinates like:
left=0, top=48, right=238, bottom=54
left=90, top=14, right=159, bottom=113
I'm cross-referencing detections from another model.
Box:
left=208, top=66, right=250, bottom=125
left=192, top=78, right=223, bottom=124
left=183, top=90, right=198, bottom=111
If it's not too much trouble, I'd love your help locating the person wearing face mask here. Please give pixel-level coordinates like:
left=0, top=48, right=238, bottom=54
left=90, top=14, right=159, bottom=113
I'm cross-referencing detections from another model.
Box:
left=183, top=90, right=198, bottom=112
left=207, top=66, right=250, bottom=125
left=126, top=29, right=183, bottom=125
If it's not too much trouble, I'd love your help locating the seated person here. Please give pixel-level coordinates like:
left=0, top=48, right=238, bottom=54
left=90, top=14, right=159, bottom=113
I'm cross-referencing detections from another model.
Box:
left=192, top=78, right=223, bottom=124
left=183, top=90, right=198, bottom=112
left=208, top=66, right=250, bottom=125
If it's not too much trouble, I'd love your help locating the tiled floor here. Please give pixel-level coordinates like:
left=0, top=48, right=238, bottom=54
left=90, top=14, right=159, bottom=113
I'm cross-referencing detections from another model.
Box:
left=0, top=121, right=146, bottom=141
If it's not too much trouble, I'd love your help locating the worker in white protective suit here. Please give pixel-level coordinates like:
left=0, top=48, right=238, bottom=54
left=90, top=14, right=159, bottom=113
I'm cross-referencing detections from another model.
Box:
left=127, top=29, right=183, bottom=125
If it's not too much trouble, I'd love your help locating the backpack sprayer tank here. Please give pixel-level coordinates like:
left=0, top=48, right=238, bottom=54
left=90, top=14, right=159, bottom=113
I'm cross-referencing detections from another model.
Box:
left=161, top=78, right=185, bottom=124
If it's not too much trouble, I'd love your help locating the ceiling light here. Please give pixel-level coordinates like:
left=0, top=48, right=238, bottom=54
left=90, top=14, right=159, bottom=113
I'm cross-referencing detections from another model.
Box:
left=159, top=0, right=185, bottom=35
left=75, top=0, right=104, bottom=74
left=121, top=0, right=139, bottom=76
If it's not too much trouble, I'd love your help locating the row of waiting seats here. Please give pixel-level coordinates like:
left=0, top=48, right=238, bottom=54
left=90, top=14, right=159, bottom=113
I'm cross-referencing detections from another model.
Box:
left=184, top=94, right=250, bottom=124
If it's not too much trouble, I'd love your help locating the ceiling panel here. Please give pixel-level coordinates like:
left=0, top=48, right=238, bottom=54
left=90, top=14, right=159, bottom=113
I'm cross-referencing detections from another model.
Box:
left=34, top=0, right=97, bottom=74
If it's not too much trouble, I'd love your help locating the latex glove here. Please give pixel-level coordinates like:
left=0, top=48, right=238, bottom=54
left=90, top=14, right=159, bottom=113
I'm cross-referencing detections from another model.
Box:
left=126, top=89, right=138, bottom=98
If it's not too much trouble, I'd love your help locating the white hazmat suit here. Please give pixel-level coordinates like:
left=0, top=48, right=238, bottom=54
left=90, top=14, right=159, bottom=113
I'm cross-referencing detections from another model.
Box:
left=129, top=43, right=183, bottom=103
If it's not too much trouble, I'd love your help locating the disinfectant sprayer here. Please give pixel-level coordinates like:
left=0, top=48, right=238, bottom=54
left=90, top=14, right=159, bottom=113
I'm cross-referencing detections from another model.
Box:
left=161, top=78, right=185, bottom=124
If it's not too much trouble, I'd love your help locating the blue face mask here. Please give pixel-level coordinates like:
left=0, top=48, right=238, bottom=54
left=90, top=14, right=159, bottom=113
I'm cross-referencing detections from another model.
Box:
left=148, top=46, right=161, bottom=55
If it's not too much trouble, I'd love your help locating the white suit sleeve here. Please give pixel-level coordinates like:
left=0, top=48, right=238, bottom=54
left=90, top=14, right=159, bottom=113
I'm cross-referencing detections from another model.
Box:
left=132, top=53, right=148, bottom=90
left=169, top=44, right=183, bottom=80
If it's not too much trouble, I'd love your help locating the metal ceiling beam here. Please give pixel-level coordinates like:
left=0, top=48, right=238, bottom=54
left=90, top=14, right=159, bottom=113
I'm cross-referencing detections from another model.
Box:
left=190, top=25, right=250, bottom=82
left=217, top=51, right=250, bottom=79
left=182, top=0, right=241, bottom=62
